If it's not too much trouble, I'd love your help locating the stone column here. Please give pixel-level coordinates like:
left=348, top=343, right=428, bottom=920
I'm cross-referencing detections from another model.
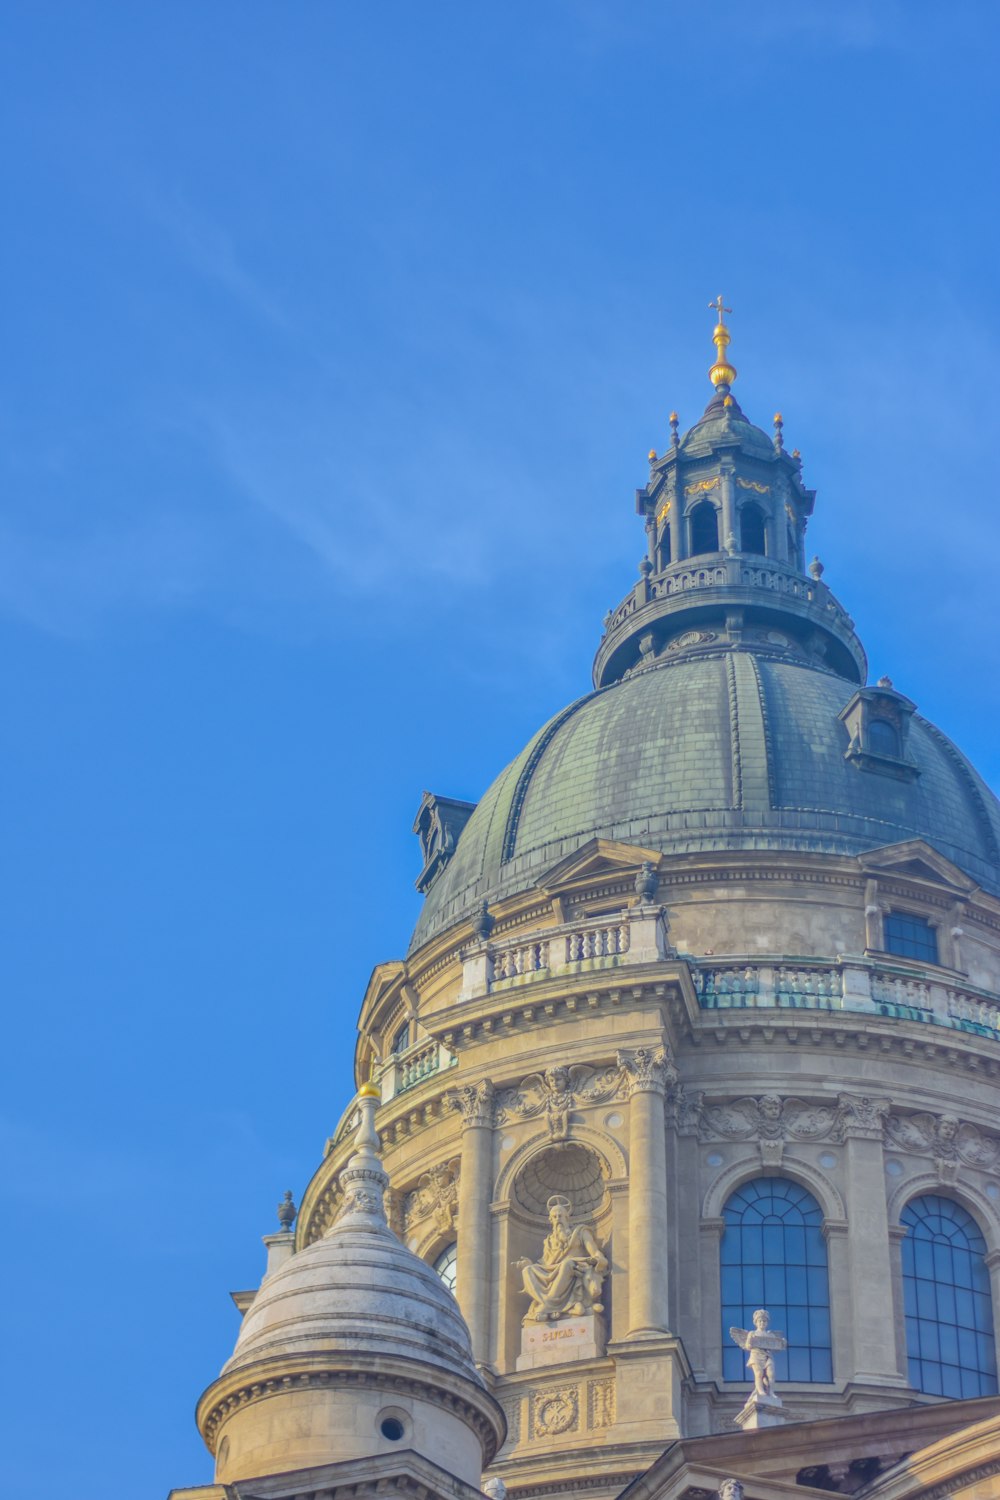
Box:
left=448, top=1079, right=496, bottom=1364
left=836, top=1093, right=907, bottom=1387
left=618, top=1046, right=675, bottom=1336
left=720, top=463, right=736, bottom=551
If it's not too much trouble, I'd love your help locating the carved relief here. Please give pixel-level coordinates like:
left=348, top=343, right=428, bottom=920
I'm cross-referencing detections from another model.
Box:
left=495, top=1063, right=625, bottom=1139
left=531, top=1385, right=580, bottom=1438
left=403, top=1157, right=460, bottom=1236
left=700, top=1094, right=839, bottom=1144
left=668, top=1083, right=705, bottom=1136
left=587, top=1377, right=616, bottom=1429
left=883, top=1110, right=1000, bottom=1174
left=617, top=1045, right=677, bottom=1096
left=498, top=1395, right=521, bottom=1452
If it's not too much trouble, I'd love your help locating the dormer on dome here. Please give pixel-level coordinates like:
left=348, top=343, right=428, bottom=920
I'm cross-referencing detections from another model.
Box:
left=593, top=303, right=862, bottom=689
left=413, top=791, right=477, bottom=894
left=839, top=678, right=919, bottom=780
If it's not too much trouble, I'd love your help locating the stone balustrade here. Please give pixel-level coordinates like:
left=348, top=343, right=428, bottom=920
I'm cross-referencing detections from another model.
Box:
left=692, top=957, right=1000, bottom=1038
left=459, top=905, right=669, bottom=1000
left=377, top=1036, right=457, bottom=1101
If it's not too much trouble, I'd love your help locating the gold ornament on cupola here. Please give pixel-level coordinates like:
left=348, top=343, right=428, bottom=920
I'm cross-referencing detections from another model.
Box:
left=708, top=294, right=737, bottom=390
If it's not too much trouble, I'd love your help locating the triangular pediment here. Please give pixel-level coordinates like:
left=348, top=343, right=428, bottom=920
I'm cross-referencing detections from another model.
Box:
left=357, top=959, right=408, bottom=1030
left=857, top=839, right=977, bottom=894
left=537, top=837, right=663, bottom=895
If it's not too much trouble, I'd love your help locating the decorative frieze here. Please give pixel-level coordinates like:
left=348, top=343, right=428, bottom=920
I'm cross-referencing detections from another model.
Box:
left=693, top=1091, right=891, bottom=1165
left=883, top=1109, right=1000, bottom=1176
left=587, top=1376, right=616, bottom=1429
left=495, top=1063, right=626, bottom=1140
left=403, top=1157, right=460, bottom=1236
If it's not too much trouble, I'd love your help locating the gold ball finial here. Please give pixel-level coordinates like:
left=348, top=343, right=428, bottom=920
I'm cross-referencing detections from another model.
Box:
left=708, top=295, right=737, bottom=389
left=669, top=410, right=679, bottom=424
left=648, top=448, right=657, bottom=462
left=358, top=1079, right=381, bottom=1100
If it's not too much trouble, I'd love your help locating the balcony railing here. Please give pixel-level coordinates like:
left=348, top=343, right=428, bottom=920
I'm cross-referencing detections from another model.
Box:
left=692, top=957, right=1000, bottom=1038
left=459, top=906, right=667, bottom=999
left=377, top=1036, right=457, bottom=1101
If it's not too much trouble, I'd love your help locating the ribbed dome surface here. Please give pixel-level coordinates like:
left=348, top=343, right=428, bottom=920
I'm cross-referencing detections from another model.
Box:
left=226, top=1203, right=479, bottom=1384
left=410, top=648, right=1000, bottom=950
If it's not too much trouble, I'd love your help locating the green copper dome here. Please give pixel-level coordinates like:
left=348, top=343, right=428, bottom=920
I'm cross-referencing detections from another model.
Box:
left=408, top=333, right=1000, bottom=952
left=409, top=644, right=1000, bottom=951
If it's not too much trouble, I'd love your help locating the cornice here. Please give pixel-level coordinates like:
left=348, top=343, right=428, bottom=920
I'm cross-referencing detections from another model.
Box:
left=197, top=1352, right=505, bottom=1463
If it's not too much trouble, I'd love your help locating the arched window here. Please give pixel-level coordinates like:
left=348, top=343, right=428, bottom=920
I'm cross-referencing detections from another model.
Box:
left=390, top=1020, right=412, bottom=1054
left=433, top=1241, right=458, bottom=1293
left=721, top=1177, right=833, bottom=1383
left=868, top=718, right=900, bottom=757
left=740, top=502, right=767, bottom=555
left=901, top=1194, right=997, bottom=1397
left=690, top=501, right=720, bottom=555
left=660, top=525, right=672, bottom=568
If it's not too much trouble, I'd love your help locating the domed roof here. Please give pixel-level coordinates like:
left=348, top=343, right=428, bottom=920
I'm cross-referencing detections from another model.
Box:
left=225, top=1097, right=479, bottom=1388
left=678, top=391, right=777, bottom=461
left=410, top=645, right=1000, bottom=950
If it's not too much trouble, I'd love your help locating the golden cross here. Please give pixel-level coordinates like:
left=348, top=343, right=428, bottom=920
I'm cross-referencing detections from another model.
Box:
left=709, top=295, right=731, bottom=326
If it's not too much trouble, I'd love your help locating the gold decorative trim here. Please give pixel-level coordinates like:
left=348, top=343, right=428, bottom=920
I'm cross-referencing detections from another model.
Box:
left=684, top=477, right=719, bottom=496
left=736, top=478, right=770, bottom=494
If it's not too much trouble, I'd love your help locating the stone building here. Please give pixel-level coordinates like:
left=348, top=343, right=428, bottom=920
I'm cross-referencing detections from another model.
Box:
left=169, top=310, right=1000, bottom=1500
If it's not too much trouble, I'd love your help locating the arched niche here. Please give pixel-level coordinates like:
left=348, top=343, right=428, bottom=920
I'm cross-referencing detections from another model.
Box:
left=493, top=1129, right=626, bottom=1370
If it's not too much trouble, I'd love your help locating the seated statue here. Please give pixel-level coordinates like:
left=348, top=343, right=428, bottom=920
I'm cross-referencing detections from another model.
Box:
left=517, top=1194, right=608, bottom=1323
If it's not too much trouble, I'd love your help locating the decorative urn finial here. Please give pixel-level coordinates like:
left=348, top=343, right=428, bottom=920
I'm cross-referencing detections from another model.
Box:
left=773, top=411, right=784, bottom=451
left=276, top=1189, right=297, bottom=1231
left=708, top=295, right=737, bottom=390
left=669, top=410, right=680, bottom=447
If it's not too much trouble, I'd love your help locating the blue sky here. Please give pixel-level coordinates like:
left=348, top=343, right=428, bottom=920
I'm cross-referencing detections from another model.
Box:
left=3, top=3, right=1000, bottom=1494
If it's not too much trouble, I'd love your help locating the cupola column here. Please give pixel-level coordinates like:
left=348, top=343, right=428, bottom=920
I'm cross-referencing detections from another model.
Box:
left=619, top=1047, right=675, bottom=1335
left=448, top=1079, right=496, bottom=1364
left=719, top=459, right=737, bottom=552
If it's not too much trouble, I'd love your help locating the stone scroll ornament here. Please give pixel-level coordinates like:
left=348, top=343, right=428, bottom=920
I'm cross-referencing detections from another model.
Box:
left=730, top=1308, right=787, bottom=1404
left=495, top=1063, right=626, bottom=1141
left=516, top=1194, right=609, bottom=1324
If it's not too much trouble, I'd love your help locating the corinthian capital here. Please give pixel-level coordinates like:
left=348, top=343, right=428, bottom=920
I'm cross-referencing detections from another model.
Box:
left=835, top=1092, right=891, bottom=1140
left=616, top=1045, right=676, bottom=1097
left=446, top=1078, right=496, bottom=1128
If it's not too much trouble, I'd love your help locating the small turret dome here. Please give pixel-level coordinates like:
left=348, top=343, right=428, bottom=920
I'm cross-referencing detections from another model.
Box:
left=224, top=1191, right=479, bottom=1384
left=196, top=1094, right=505, bottom=1485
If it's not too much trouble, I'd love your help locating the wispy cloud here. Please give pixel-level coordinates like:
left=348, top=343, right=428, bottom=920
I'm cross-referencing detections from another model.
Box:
left=144, top=188, right=293, bottom=333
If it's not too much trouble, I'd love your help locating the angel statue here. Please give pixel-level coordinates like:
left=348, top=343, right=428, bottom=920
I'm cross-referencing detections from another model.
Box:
left=729, top=1308, right=787, bottom=1400
left=516, top=1194, right=608, bottom=1323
